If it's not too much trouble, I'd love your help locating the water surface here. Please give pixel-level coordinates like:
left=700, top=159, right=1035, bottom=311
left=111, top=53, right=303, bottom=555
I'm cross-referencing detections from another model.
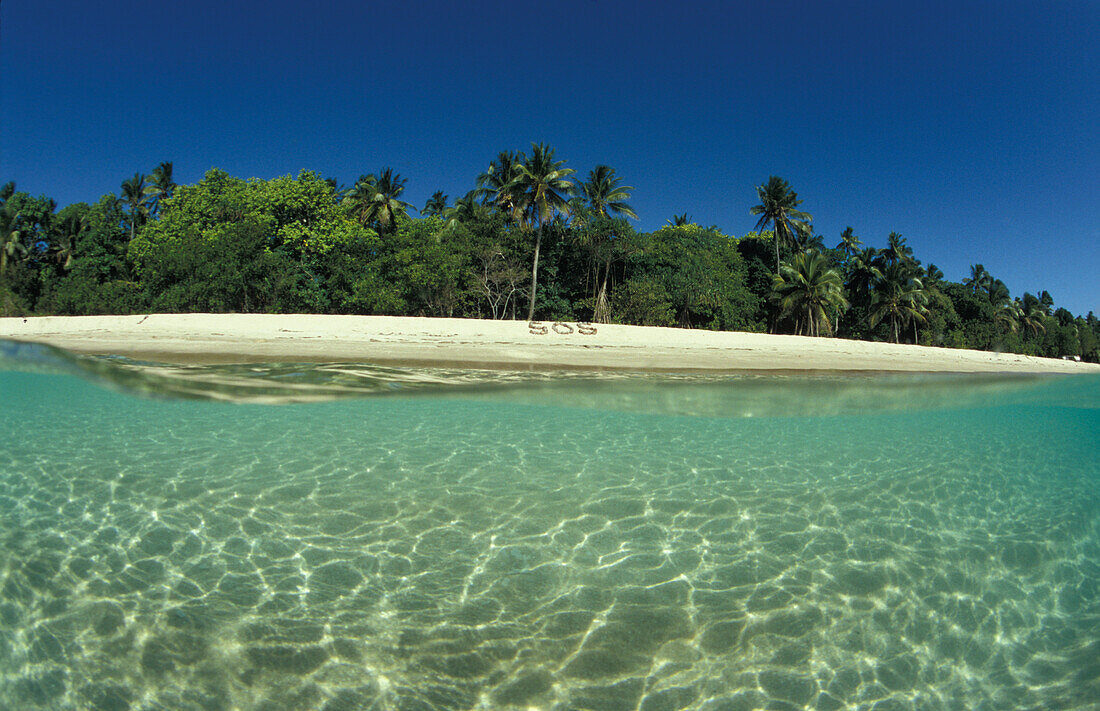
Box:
left=1, top=342, right=1097, bottom=710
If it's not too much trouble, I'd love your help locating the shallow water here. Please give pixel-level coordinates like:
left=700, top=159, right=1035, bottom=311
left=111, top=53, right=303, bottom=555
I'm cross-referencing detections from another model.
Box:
left=1, top=342, right=1098, bottom=710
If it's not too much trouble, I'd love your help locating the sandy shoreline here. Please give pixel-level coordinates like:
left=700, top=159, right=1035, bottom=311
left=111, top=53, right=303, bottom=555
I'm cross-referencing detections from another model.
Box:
left=1, top=313, right=1097, bottom=374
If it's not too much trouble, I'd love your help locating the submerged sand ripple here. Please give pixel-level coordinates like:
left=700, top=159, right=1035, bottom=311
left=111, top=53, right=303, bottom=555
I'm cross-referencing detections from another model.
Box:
left=1, top=376, right=1098, bottom=710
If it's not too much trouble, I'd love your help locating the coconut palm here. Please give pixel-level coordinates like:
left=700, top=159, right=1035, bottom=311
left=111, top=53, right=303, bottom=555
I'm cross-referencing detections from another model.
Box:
left=581, top=165, right=637, bottom=219
left=882, top=232, right=915, bottom=265
left=792, top=222, right=824, bottom=253
left=994, top=300, right=1022, bottom=333
left=510, top=143, right=576, bottom=320
left=667, top=214, right=692, bottom=226
left=750, top=176, right=812, bottom=273
left=476, top=150, right=525, bottom=215
left=121, top=172, right=154, bottom=241
left=148, top=161, right=176, bottom=216
left=445, top=191, right=487, bottom=225
left=869, top=262, right=929, bottom=343
left=422, top=191, right=448, bottom=217
left=836, top=226, right=862, bottom=258
left=51, top=211, right=88, bottom=271
left=988, top=278, right=1012, bottom=309
left=846, top=247, right=882, bottom=305
left=1018, top=296, right=1048, bottom=336
left=965, top=264, right=993, bottom=293
left=0, top=201, right=25, bottom=275
left=345, top=168, right=413, bottom=234
left=771, top=251, right=849, bottom=337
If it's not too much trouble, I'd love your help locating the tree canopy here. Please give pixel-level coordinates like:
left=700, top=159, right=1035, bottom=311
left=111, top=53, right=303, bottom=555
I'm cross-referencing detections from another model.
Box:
left=1, top=161, right=1095, bottom=362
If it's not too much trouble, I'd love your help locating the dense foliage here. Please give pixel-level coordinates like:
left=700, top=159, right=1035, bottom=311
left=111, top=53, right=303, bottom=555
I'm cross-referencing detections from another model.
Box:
left=1, top=155, right=1096, bottom=362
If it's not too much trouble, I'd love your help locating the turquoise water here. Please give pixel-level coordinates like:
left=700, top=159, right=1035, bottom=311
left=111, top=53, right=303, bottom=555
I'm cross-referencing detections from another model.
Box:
left=1, top=343, right=1098, bottom=710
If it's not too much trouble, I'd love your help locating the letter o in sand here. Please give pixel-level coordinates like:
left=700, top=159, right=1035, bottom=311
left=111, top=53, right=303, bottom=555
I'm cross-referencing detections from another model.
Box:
left=552, top=322, right=574, bottom=334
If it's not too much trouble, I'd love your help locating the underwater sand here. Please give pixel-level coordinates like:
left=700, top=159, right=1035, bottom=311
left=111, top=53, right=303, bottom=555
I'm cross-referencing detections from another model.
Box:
left=1, top=343, right=1098, bottom=710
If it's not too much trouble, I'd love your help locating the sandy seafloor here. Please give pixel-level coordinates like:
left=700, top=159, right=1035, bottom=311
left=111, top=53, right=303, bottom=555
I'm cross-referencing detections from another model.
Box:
left=0, top=325, right=1098, bottom=710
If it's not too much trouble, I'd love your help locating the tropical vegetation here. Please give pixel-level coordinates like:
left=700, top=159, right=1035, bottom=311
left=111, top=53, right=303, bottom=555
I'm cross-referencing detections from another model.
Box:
left=1, top=155, right=1096, bottom=362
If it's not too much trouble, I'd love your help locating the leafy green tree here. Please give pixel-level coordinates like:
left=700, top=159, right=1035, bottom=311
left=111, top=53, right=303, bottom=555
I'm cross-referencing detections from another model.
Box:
left=771, top=251, right=848, bottom=337
left=511, top=143, right=576, bottom=320
left=750, top=176, right=812, bottom=273
left=382, top=217, right=478, bottom=317
left=131, top=169, right=375, bottom=312
left=35, top=196, right=145, bottom=315
left=616, top=225, right=758, bottom=330
left=668, top=214, right=692, bottom=226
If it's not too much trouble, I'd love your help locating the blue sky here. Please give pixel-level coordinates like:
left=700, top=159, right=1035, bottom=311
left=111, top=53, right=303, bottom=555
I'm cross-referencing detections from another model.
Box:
left=2, top=0, right=1097, bottom=315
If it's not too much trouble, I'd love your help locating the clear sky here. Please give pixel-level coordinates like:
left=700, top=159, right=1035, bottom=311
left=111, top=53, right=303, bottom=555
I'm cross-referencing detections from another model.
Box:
left=2, top=0, right=1097, bottom=315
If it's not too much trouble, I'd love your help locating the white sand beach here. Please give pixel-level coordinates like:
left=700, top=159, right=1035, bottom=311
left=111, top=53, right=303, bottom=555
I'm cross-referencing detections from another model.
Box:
left=1, top=313, right=1097, bottom=373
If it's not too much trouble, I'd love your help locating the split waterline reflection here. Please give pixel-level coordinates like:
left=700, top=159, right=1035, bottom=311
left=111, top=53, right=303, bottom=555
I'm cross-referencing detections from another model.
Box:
left=1, top=345, right=1097, bottom=709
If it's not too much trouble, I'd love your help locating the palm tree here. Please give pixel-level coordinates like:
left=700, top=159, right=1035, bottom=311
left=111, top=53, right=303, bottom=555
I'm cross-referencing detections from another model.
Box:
left=422, top=191, right=448, bottom=217
left=750, top=176, right=812, bottom=273
left=792, top=222, right=824, bottom=253
left=121, top=172, right=154, bottom=241
left=52, top=211, right=88, bottom=271
left=581, top=165, right=638, bottom=219
left=988, top=278, right=1012, bottom=309
left=443, top=191, right=487, bottom=229
left=148, top=162, right=176, bottom=216
left=836, top=226, right=862, bottom=259
left=846, top=247, right=882, bottom=305
left=1018, top=296, right=1048, bottom=336
left=869, top=262, right=928, bottom=343
left=345, top=168, right=413, bottom=234
left=882, top=232, right=915, bottom=265
left=510, top=143, right=576, bottom=321
left=965, top=264, right=993, bottom=293
left=995, top=300, right=1022, bottom=334
left=0, top=201, right=25, bottom=275
left=667, top=214, right=692, bottom=226
left=770, top=251, right=849, bottom=337
left=476, top=150, right=525, bottom=216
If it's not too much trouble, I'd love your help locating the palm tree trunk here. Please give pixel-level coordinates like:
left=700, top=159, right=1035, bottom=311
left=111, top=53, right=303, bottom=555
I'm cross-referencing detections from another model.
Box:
left=527, top=222, right=542, bottom=321
left=595, top=259, right=612, bottom=323
left=893, top=317, right=899, bottom=344
left=774, top=225, right=781, bottom=274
